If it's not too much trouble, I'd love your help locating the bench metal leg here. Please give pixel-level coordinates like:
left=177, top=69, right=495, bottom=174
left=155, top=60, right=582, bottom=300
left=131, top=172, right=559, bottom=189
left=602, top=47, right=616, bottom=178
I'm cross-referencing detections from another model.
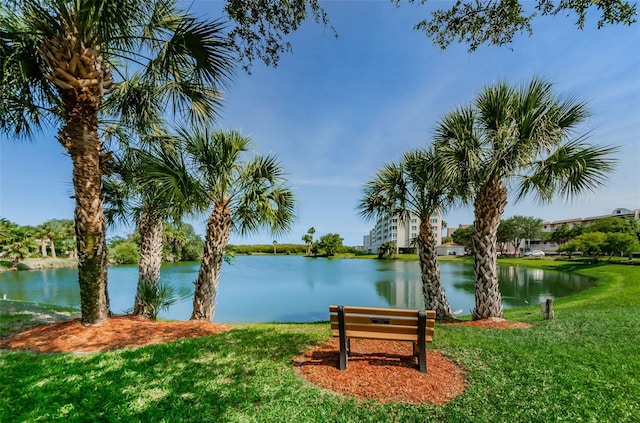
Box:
left=338, top=306, right=348, bottom=370
left=418, top=310, right=427, bottom=373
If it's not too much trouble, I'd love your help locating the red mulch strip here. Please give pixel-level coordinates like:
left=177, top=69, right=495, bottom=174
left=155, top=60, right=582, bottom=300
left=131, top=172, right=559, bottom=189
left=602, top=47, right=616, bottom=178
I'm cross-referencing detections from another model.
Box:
left=0, top=314, right=529, bottom=405
left=0, top=315, right=232, bottom=353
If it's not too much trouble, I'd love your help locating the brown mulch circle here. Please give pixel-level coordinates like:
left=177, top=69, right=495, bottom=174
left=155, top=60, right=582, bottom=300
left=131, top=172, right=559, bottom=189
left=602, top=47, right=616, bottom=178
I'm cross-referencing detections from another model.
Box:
left=0, top=315, right=233, bottom=353
left=293, top=339, right=466, bottom=405
left=0, top=314, right=529, bottom=404
left=293, top=317, right=532, bottom=404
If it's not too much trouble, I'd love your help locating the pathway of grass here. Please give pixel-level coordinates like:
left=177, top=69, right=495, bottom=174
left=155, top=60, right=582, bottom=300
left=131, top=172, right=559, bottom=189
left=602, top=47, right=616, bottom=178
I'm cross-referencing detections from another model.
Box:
left=1, top=260, right=639, bottom=422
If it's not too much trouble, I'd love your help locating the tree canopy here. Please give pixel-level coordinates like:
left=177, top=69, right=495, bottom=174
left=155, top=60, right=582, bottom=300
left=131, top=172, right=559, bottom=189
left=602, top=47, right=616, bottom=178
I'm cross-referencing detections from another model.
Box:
left=395, top=0, right=636, bottom=51
left=317, top=233, right=344, bottom=256
left=223, top=0, right=335, bottom=71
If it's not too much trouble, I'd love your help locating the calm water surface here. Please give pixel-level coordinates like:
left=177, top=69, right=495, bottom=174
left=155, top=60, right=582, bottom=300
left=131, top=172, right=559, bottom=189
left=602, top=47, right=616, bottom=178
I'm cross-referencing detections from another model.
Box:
left=0, top=256, right=595, bottom=322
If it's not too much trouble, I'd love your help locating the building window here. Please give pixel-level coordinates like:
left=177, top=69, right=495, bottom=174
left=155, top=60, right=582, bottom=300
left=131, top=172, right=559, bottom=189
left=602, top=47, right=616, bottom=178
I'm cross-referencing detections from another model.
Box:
left=430, top=218, right=438, bottom=224
left=411, top=226, right=417, bottom=230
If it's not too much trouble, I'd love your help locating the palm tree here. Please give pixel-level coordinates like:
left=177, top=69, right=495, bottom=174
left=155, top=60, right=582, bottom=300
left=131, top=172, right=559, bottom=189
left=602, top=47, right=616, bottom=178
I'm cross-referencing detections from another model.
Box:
left=302, top=234, right=313, bottom=256
left=307, top=227, right=316, bottom=256
left=173, top=127, right=296, bottom=321
left=359, top=148, right=457, bottom=321
left=2, top=225, right=37, bottom=269
left=163, top=222, right=189, bottom=262
left=37, top=219, right=67, bottom=259
left=105, top=136, right=200, bottom=319
left=0, top=219, right=13, bottom=243
left=0, top=1, right=233, bottom=325
left=434, top=77, right=618, bottom=319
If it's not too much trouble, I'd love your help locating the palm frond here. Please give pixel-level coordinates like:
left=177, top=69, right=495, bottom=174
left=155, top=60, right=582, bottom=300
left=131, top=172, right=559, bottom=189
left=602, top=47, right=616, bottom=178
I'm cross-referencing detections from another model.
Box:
left=432, top=106, right=482, bottom=198
left=0, top=2, right=62, bottom=136
left=233, top=154, right=296, bottom=236
left=516, top=137, right=619, bottom=203
left=358, top=161, right=406, bottom=221
left=102, top=75, right=166, bottom=133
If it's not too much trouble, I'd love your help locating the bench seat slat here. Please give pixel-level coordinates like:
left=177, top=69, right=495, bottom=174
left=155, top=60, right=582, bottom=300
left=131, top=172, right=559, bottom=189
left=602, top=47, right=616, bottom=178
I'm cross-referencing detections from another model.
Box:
left=331, top=326, right=435, bottom=342
left=330, top=315, right=435, bottom=328
left=330, top=314, right=419, bottom=326
left=330, top=305, right=435, bottom=319
left=331, top=322, right=418, bottom=335
left=332, top=329, right=434, bottom=343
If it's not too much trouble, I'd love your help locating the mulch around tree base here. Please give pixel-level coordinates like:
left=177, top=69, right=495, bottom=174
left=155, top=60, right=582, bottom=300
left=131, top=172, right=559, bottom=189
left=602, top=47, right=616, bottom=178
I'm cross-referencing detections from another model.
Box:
left=0, top=315, right=530, bottom=404
left=293, top=339, right=467, bottom=405
left=0, top=315, right=233, bottom=353
left=292, top=317, right=532, bottom=404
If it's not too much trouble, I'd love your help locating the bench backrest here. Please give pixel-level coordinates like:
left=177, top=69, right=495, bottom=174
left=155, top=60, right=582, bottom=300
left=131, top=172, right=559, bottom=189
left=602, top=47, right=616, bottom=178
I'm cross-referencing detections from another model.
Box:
left=329, top=305, right=435, bottom=342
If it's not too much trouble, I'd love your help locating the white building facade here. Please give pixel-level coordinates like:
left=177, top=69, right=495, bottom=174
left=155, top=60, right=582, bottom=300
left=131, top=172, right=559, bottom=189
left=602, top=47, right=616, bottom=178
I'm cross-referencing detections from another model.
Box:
left=363, top=211, right=442, bottom=254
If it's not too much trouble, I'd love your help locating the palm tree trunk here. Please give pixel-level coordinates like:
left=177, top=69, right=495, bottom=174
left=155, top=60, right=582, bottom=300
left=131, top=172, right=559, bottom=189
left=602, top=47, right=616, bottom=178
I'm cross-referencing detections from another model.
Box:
left=50, top=239, right=57, bottom=259
left=133, top=211, right=164, bottom=318
left=418, top=219, right=455, bottom=321
left=64, top=118, right=110, bottom=325
left=472, top=176, right=508, bottom=320
left=191, top=203, right=232, bottom=321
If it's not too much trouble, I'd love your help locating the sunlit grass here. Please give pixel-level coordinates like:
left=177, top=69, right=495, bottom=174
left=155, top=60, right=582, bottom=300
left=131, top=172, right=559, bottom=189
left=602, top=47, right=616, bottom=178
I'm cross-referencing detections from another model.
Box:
left=1, top=262, right=639, bottom=422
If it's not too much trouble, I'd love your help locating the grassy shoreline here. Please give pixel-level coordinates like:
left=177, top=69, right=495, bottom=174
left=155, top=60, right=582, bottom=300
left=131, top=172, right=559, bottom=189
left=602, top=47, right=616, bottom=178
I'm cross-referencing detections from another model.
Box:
left=1, top=260, right=639, bottom=422
left=0, top=257, right=78, bottom=273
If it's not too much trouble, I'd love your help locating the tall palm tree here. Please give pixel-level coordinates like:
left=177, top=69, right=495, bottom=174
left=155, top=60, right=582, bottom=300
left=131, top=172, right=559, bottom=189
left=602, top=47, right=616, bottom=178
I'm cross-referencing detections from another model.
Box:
left=302, top=234, right=313, bottom=256
left=105, top=136, right=201, bottom=319
left=153, top=127, right=295, bottom=321
left=359, top=148, right=457, bottom=321
left=434, top=77, right=618, bottom=319
left=0, top=0, right=233, bottom=325
left=37, top=219, right=67, bottom=259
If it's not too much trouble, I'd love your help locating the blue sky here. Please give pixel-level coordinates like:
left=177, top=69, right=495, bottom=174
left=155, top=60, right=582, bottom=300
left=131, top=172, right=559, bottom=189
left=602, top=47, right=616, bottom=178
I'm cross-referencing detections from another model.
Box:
left=1, top=1, right=639, bottom=246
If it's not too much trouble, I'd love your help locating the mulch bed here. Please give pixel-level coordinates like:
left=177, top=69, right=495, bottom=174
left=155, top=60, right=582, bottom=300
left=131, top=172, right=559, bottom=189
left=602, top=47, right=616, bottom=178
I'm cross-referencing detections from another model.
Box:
left=0, top=315, right=530, bottom=404
left=0, top=315, right=232, bottom=353
left=293, top=339, right=466, bottom=405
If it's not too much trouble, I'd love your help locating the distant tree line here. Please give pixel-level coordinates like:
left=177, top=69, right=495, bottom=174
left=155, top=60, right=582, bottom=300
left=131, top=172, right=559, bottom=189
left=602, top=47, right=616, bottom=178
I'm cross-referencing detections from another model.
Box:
left=450, top=215, right=640, bottom=260
left=555, top=217, right=640, bottom=260
left=0, top=218, right=207, bottom=268
left=231, top=231, right=361, bottom=257
left=452, top=215, right=543, bottom=255
left=0, top=218, right=76, bottom=268
left=107, top=222, right=205, bottom=265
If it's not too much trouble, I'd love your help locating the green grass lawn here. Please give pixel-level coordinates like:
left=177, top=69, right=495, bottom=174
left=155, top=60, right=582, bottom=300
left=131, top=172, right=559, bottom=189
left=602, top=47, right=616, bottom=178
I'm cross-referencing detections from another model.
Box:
left=1, top=260, right=639, bottom=422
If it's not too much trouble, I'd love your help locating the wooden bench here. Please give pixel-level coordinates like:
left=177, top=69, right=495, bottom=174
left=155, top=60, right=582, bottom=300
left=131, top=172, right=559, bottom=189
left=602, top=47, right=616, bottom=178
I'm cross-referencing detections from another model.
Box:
left=329, top=305, right=436, bottom=373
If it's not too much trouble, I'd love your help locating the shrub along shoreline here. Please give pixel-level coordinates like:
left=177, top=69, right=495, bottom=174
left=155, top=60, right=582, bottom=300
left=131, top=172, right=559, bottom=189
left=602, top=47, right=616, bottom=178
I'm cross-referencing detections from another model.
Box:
left=1, top=259, right=639, bottom=422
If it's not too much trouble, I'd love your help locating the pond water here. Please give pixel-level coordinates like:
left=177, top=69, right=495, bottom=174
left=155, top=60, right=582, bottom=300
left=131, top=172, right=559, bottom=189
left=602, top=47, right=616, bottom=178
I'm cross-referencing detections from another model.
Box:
left=0, top=256, right=595, bottom=322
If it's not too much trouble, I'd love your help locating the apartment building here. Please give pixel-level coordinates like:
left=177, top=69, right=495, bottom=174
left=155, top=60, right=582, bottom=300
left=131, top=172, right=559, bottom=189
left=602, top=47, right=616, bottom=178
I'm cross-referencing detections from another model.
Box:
left=363, top=211, right=442, bottom=254
left=528, top=207, right=640, bottom=254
